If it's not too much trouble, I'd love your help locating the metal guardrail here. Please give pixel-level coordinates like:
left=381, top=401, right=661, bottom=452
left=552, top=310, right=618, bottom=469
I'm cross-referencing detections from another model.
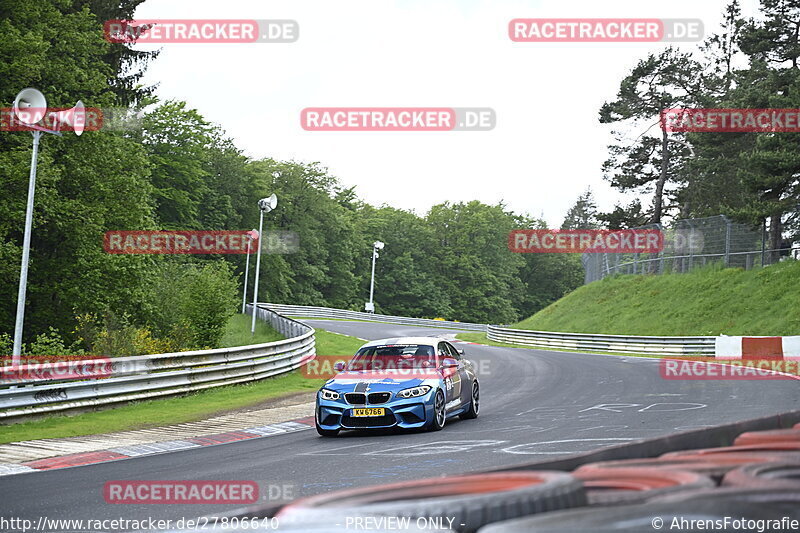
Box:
left=0, top=305, right=315, bottom=421
left=487, top=325, right=715, bottom=356
left=264, top=303, right=488, bottom=332
left=0, top=301, right=719, bottom=422
left=270, top=303, right=714, bottom=356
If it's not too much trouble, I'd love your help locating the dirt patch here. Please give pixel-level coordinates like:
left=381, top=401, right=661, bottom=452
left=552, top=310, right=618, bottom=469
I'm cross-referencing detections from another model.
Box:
left=203, top=390, right=317, bottom=419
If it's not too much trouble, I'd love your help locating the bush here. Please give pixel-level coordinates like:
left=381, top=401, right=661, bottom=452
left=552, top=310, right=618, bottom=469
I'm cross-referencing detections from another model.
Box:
left=0, top=328, right=85, bottom=365
left=144, top=260, right=239, bottom=350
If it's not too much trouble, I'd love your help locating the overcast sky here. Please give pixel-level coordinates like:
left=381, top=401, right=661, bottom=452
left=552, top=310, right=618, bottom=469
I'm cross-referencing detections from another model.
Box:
left=132, top=0, right=761, bottom=227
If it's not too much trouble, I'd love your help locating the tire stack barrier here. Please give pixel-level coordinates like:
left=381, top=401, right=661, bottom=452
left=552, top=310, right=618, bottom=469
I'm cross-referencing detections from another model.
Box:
left=184, top=409, right=800, bottom=532
left=276, top=472, right=586, bottom=533
left=472, top=416, right=800, bottom=531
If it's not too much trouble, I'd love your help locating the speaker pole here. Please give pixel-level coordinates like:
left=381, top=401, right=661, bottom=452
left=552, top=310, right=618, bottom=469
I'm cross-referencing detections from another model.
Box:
left=12, top=130, right=42, bottom=364
left=10, top=88, right=81, bottom=365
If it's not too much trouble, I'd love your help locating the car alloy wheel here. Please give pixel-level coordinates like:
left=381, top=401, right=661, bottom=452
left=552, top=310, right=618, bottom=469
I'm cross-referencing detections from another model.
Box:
left=430, top=390, right=446, bottom=431
left=461, top=381, right=480, bottom=420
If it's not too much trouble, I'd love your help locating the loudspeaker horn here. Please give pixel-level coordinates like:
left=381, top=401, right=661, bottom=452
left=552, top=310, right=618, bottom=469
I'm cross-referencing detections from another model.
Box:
left=54, top=100, right=86, bottom=136
left=13, top=88, right=47, bottom=125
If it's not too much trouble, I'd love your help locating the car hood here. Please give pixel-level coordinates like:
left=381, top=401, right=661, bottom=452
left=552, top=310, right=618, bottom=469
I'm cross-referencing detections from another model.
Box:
left=325, top=370, right=441, bottom=392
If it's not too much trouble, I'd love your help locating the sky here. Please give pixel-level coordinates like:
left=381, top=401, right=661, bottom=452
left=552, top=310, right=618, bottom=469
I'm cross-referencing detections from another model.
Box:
left=132, top=0, right=761, bottom=227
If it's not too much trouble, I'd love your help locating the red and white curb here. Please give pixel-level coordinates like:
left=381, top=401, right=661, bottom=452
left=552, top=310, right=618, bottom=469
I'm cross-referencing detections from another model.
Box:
left=716, top=335, right=800, bottom=360
left=0, top=417, right=314, bottom=477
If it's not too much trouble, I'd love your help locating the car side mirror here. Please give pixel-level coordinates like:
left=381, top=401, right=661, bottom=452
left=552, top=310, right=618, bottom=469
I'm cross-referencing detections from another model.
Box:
left=333, top=361, right=346, bottom=372
left=457, top=348, right=465, bottom=355
left=441, top=358, right=459, bottom=369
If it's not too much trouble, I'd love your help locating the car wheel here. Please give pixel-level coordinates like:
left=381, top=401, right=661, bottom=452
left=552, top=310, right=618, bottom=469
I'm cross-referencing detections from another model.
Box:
left=428, top=389, right=446, bottom=431
left=460, top=380, right=479, bottom=420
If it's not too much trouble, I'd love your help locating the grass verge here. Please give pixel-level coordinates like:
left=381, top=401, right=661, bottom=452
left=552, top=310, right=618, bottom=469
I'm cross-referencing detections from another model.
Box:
left=0, top=322, right=364, bottom=444
left=515, top=261, right=800, bottom=336
left=219, top=313, right=283, bottom=347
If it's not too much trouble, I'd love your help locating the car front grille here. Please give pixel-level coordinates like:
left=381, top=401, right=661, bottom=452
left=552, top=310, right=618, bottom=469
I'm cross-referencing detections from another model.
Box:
left=368, top=392, right=391, bottom=404
left=344, top=392, right=366, bottom=404
left=344, top=391, right=392, bottom=404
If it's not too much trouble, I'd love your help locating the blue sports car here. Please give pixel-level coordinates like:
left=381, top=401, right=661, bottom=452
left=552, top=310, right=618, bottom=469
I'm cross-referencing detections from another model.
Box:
left=315, top=336, right=479, bottom=436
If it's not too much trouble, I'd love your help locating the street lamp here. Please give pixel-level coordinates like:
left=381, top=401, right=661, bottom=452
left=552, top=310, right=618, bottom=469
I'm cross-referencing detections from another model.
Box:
left=365, top=240, right=384, bottom=313
left=10, top=88, right=84, bottom=365
left=241, top=229, right=259, bottom=314
left=251, top=194, right=278, bottom=334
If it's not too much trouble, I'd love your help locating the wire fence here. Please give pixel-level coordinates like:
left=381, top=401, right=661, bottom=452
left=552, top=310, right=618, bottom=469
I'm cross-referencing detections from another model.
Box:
left=583, top=215, right=800, bottom=284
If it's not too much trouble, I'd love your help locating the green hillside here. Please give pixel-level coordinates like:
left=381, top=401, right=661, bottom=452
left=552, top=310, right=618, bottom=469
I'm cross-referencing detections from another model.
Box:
left=514, top=261, right=800, bottom=336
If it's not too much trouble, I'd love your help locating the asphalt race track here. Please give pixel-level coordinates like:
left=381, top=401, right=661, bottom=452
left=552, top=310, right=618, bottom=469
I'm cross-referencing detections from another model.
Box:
left=2, top=319, right=799, bottom=530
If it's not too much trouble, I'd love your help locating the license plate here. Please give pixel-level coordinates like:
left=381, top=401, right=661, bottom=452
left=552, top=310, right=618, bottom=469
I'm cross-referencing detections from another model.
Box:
left=352, top=407, right=385, bottom=417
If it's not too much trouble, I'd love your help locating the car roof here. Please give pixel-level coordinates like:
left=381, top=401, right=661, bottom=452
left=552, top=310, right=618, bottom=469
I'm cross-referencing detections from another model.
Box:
left=359, top=336, right=448, bottom=348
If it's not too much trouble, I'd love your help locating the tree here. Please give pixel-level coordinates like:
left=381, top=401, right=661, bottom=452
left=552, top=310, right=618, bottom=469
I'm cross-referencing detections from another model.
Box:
left=561, top=188, right=599, bottom=229
left=599, top=48, right=701, bottom=223
left=0, top=0, right=159, bottom=340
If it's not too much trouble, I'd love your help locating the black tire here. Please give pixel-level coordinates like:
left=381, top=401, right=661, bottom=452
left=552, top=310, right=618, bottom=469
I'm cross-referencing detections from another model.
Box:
left=573, top=455, right=775, bottom=483
left=477, top=498, right=800, bottom=532
left=277, top=471, right=586, bottom=533
left=459, top=380, right=479, bottom=420
left=653, top=486, right=800, bottom=506
left=722, top=461, right=800, bottom=489
left=428, top=389, right=446, bottom=431
left=572, top=467, right=714, bottom=505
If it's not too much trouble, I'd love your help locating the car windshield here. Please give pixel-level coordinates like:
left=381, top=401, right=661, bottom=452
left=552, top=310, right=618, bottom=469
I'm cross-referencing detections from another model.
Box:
left=348, top=345, right=438, bottom=371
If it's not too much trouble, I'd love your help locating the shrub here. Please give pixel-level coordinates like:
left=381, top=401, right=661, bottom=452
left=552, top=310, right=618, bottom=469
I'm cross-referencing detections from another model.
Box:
left=144, top=260, right=239, bottom=350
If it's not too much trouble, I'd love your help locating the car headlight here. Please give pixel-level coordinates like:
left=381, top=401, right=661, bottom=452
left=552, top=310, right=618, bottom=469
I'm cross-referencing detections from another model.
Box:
left=319, top=388, right=340, bottom=401
left=397, top=385, right=432, bottom=399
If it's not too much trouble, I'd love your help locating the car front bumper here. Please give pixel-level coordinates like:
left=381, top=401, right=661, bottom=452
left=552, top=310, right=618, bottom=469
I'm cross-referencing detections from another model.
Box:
left=316, top=392, right=436, bottom=430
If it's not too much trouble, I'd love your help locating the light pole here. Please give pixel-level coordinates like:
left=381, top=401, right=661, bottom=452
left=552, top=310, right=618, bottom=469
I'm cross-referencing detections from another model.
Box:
left=10, top=88, right=84, bottom=365
left=251, top=194, right=278, bottom=334
left=241, top=229, right=259, bottom=314
left=365, top=241, right=384, bottom=313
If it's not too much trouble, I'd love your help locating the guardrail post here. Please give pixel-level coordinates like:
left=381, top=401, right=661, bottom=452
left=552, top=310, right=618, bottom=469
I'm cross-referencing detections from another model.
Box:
left=724, top=216, right=731, bottom=267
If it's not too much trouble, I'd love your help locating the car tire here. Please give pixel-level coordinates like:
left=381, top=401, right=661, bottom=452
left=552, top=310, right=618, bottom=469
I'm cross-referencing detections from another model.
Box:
left=428, top=389, right=446, bottom=431
left=460, top=381, right=479, bottom=420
